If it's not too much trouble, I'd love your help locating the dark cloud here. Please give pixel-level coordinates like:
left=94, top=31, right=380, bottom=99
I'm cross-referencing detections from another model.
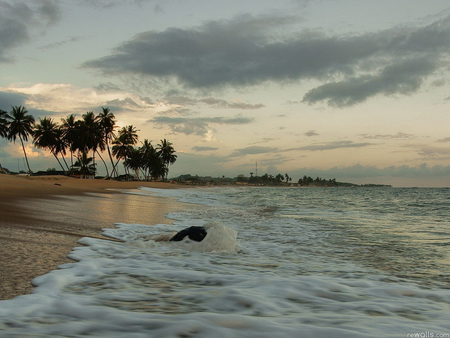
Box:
left=415, top=145, right=450, bottom=160
left=361, top=132, right=416, bottom=140
left=305, top=130, right=319, bottom=137
left=83, top=13, right=450, bottom=106
left=302, top=58, right=438, bottom=107
left=0, top=0, right=61, bottom=62
left=437, top=137, right=450, bottom=143
left=106, top=97, right=141, bottom=108
left=200, top=98, right=264, bottom=109
left=192, top=146, right=219, bottom=152
left=38, top=0, right=61, bottom=25
left=288, top=140, right=373, bottom=151
left=229, top=146, right=279, bottom=157
left=0, top=90, right=28, bottom=108
left=163, top=96, right=264, bottom=109
left=94, top=82, right=123, bottom=93
left=251, top=137, right=277, bottom=144
left=79, top=0, right=157, bottom=9
left=39, top=36, right=83, bottom=50
left=150, top=115, right=254, bottom=136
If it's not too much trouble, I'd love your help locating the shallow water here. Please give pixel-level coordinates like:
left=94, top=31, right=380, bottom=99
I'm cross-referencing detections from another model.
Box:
left=0, top=187, right=449, bottom=337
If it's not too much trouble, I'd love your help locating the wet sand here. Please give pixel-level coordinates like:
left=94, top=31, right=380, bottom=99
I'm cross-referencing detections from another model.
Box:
left=0, top=174, right=188, bottom=300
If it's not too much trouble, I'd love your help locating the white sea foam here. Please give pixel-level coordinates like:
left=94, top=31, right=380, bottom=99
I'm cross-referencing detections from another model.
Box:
left=0, top=187, right=449, bottom=337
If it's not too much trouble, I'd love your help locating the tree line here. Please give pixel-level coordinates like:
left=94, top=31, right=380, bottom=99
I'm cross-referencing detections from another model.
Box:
left=298, top=175, right=337, bottom=186
left=0, top=105, right=177, bottom=180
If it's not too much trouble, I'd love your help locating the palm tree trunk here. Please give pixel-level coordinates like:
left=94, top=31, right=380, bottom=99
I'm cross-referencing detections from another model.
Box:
left=61, top=155, right=70, bottom=171
left=19, top=135, right=32, bottom=173
left=111, top=159, right=121, bottom=178
left=51, top=151, right=66, bottom=172
left=106, top=139, right=116, bottom=178
left=96, top=150, right=110, bottom=177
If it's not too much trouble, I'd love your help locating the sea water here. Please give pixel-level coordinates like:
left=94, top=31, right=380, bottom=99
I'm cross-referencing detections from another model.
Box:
left=0, top=187, right=449, bottom=337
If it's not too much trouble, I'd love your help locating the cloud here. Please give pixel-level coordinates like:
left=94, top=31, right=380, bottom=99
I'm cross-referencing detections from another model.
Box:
left=437, top=137, right=450, bottom=143
left=288, top=140, right=373, bottom=152
left=150, top=115, right=254, bottom=136
left=0, top=90, right=28, bottom=108
left=80, top=0, right=158, bottom=9
left=251, top=137, right=277, bottom=144
left=106, top=97, right=141, bottom=108
left=163, top=96, right=264, bottom=109
left=305, top=130, right=318, bottom=137
left=94, top=82, right=123, bottom=93
left=0, top=0, right=61, bottom=62
left=302, top=58, right=437, bottom=107
left=361, top=132, right=416, bottom=140
left=192, top=146, right=219, bottom=152
left=415, top=145, right=450, bottom=160
left=229, top=146, right=279, bottom=157
left=199, top=98, right=264, bottom=109
left=1, top=83, right=160, bottom=117
left=39, top=36, right=83, bottom=51
left=83, top=13, right=450, bottom=106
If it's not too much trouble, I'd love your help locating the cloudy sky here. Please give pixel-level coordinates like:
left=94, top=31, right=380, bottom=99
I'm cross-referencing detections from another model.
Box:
left=1, top=0, right=450, bottom=186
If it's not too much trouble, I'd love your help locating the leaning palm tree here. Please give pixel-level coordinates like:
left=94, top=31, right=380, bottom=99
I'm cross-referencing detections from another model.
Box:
left=156, top=139, right=177, bottom=181
left=7, top=106, right=35, bottom=173
left=33, top=117, right=68, bottom=172
left=112, top=141, right=133, bottom=178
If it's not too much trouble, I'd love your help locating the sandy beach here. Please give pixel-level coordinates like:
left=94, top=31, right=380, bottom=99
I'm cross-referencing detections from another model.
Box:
left=0, top=174, right=187, bottom=300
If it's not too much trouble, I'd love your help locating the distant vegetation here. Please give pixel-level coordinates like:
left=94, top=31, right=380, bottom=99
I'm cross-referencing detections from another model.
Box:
left=172, top=174, right=391, bottom=187
left=0, top=105, right=176, bottom=180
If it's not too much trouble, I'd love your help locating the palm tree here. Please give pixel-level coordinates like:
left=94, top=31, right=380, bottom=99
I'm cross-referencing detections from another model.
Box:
left=78, top=112, right=104, bottom=156
left=7, top=106, right=35, bottom=173
left=61, top=114, right=79, bottom=167
left=118, top=125, right=138, bottom=146
left=0, top=109, right=9, bottom=138
left=149, top=156, right=167, bottom=181
left=0, top=110, right=9, bottom=173
left=140, top=139, right=158, bottom=180
left=124, top=147, right=144, bottom=180
left=96, top=107, right=116, bottom=178
left=72, top=151, right=96, bottom=179
left=74, top=112, right=105, bottom=178
left=33, top=117, right=68, bottom=172
left=111, top=125, right=138, bottom=177
left=156, top=139, right=177, bottom=181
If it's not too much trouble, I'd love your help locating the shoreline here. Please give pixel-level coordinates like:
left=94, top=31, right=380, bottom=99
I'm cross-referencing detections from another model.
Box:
left=0, top=174, right=188, bottom=300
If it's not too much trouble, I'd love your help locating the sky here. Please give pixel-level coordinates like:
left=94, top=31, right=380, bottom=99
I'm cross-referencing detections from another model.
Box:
left=1, top=0, right=450, bottom=187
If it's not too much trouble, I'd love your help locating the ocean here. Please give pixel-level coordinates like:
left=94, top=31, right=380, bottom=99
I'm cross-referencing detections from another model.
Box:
left=0, top=186, right=449, bottom=337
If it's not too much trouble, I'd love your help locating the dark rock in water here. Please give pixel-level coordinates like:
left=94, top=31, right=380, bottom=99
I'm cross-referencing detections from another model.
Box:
left=170, top=226, right=207, bottom=242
